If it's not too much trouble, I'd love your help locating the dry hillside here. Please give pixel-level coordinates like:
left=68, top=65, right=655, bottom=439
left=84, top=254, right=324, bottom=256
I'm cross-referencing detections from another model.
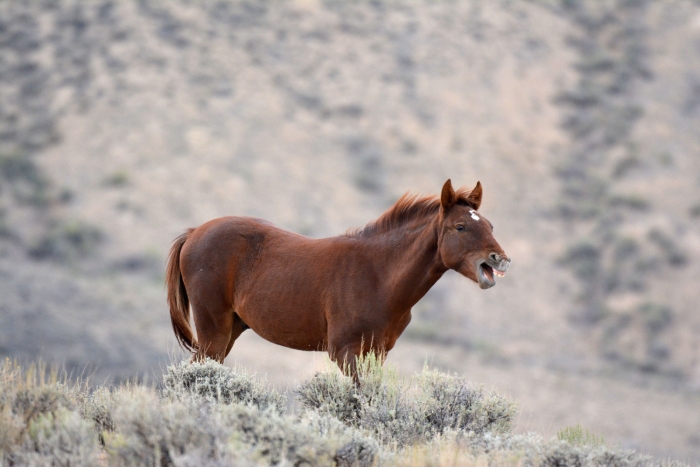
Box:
left=1, top=0, right=699, bottom=461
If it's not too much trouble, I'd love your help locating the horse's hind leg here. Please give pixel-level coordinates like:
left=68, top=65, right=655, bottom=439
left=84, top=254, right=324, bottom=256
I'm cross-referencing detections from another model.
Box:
left=190, top=309, right=247, bottom=364
left=188, top=285, right=239, bottom=363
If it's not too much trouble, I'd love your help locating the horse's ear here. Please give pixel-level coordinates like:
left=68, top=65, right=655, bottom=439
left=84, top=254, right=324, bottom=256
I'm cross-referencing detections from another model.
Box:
left=441, top=179, right=456, bottom=212
left=467, top=181, right=483, bottom=210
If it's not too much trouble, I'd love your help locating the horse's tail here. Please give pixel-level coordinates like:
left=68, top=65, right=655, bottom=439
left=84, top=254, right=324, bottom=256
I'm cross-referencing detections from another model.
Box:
left=166, top=229, right=198, bottom=353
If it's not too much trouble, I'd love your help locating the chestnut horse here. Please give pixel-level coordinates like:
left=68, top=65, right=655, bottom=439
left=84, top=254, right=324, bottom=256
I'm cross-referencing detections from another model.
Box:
left=166, top=179, right=510, bottom=376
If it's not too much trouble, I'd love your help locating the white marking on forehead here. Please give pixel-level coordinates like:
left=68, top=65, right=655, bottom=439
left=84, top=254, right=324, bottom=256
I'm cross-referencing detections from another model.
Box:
left=469, top=209, right=480, bottom=221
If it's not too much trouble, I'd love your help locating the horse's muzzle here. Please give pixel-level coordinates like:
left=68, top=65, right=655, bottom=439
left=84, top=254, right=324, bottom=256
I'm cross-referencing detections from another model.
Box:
left=476, top=254, right=511, bottom=289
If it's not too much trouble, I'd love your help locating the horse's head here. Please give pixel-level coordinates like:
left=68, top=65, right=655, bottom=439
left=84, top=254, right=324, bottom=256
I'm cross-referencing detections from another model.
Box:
left=437, top=179, right=510, bottom=289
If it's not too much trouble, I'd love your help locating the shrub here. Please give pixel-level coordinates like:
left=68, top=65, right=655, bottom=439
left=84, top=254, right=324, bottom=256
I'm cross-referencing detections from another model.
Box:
left=223, top=405, right=377, bottom=467
left=542, top=441, right=643, bottom=467
left=689, top=204, right=700, bottom=218
left=393, top=431, right=651, bottom=467
left=0, top=207, right=11, bottom=238
left=557, top=424, right=606, bottom=447
left=0, top=152, right=47, bottom=191
left=648, top=228, right=687, bottom=267
left=28, top=219, right=104, bottom=261
left=104, top=385, right=376, bottom=467
left=17, top=407, right=99, bottom=466
left=418, top=368, right=515, bottom=437
left=466, top=432, right=647, bottom=467
left=297, top=355, right=517, bottom=446
left=608, top=193, right=650, bottom=211
left=612, top=237, right=639, bottom=262
left=0, top=152, right=51, bottom=207
left=296, top=369, right=360, bottom=425
left=81, top=386, right=116, bottom=442
left=639, top=303, right=673, bottom=335
left=102, top=170, right=130, bottom=187
left=0, top=360, right=100, bottom=466
left=560, top=242, right=601, bottom=281
left=299, top=411, right=378, bottom=467
left=0, top=357, right=681, bottom=467
left=103, top=386, right=239, bottom=467
left=612, top=154, right=640, bottom=178
left=162, top=359, right=286, bottom=413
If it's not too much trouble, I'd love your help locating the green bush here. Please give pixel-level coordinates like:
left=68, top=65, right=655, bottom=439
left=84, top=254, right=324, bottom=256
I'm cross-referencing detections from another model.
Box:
left=102, top=170, right=130, bottom=187
left=557, top=424, right=606, bottom=447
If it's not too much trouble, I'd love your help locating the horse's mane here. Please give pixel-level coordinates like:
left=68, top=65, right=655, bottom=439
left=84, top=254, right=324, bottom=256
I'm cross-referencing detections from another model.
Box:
left=345, top=186, right=477, bottom=239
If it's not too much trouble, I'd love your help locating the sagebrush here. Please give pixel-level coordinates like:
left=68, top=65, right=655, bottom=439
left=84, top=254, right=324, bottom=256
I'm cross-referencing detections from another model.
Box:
left=297, top=354, right=516, bottom=446
left=0, top=357, right=679, bottom=467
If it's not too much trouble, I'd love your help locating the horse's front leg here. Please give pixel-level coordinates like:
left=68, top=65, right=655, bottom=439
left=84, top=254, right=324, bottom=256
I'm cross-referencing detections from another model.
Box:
left=329, top=336, right=387, bottom=384
left=331, top=342, right=362, bottom=383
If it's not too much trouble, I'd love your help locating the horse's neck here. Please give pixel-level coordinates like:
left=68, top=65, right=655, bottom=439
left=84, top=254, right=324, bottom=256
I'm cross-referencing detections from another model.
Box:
left=373, top=219, right=446, bottom=310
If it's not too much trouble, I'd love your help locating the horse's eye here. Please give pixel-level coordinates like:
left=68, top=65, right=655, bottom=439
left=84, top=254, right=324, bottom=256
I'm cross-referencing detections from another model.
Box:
left=456, top=224, right=465, bottom=232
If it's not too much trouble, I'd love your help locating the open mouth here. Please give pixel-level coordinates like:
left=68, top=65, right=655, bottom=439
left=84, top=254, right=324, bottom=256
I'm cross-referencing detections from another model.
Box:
left=477, top=262, right=507, bottom=289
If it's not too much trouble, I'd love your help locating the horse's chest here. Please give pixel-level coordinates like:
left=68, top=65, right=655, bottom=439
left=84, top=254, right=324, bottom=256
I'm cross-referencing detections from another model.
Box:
left=346, top=310, right=412, bottom=351
left=383, top=311, right=412, bottom=350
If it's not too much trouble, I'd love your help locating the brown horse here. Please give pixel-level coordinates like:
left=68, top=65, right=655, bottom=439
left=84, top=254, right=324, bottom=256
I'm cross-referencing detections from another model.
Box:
left=166, top=179, right=510, bottom=376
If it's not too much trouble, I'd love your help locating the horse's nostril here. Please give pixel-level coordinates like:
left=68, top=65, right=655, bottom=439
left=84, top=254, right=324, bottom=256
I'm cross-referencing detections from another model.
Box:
left=489, top=252, right=500, bottom=262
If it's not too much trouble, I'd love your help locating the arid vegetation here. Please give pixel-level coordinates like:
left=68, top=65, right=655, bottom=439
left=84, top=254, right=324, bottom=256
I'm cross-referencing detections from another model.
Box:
left=554, top=0, right=684, bottom=377
left=1, top=357, right=677, bottom=467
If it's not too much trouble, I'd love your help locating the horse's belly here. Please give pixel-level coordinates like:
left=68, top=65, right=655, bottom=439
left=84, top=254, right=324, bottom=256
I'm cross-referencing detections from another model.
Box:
left=238, top=303, right=328, bottom=351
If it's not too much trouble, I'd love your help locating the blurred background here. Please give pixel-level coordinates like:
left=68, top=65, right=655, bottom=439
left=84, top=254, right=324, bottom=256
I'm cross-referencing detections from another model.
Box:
left=1, top=0, right=699, bottom=461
